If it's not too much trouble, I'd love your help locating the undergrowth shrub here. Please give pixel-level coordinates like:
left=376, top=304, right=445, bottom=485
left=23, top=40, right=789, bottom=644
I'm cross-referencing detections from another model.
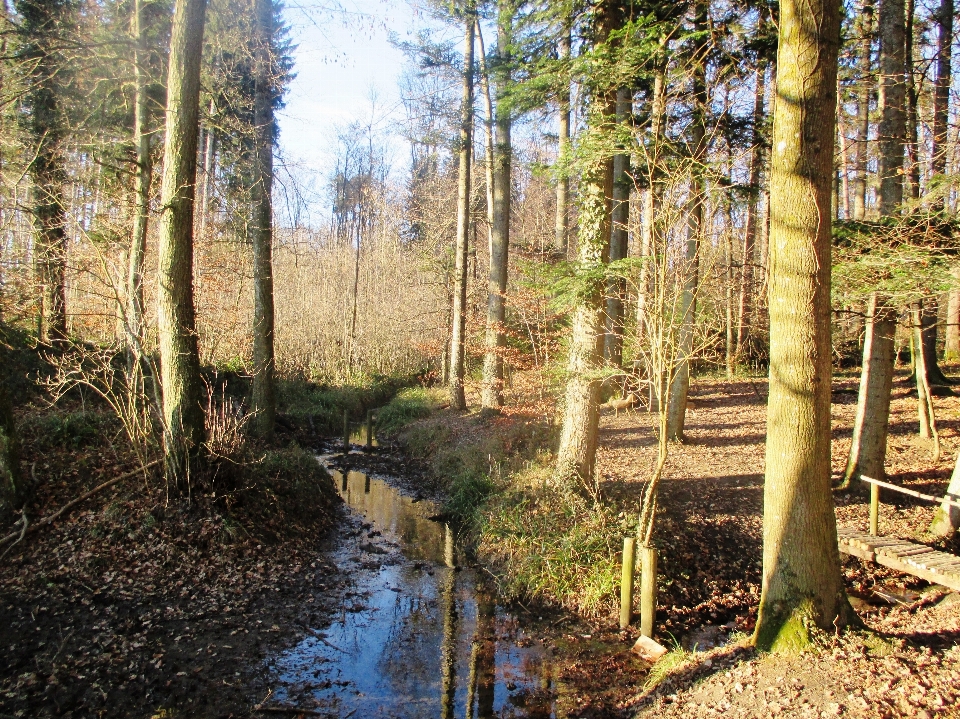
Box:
left=479, top=477, right=622, bottom=619
left=375, top=387, right=444, bottom=434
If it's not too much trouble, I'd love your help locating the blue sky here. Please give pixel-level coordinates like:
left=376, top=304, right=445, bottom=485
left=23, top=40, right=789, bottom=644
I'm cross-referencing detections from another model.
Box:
left=277, top=0, right=416, bottom=197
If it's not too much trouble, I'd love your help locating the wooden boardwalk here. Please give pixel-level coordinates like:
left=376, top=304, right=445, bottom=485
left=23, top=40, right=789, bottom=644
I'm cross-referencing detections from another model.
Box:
left=838, top=527, right=960, bottom=592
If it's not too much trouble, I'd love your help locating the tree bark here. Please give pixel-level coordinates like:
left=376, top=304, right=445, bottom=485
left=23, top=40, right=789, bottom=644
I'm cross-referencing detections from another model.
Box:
left=753, top=0, right=854, bottom=650
left=843, top=294, right=895, bottom=488
left=904, top=0, right=920, bottom=201
left=930, top=452, right=960, bottom=538
left=931, top=0, right=953, bottom=209
left=0, top=369, right=23, bottom=521
left=554, top=0, right=619, bottom=489
left=736, top=62, right=767, bottom=362
left=945, top=283, right=960, bottom=359
left=481, top=7, right=511, bottom=412
left=251, top=0, right=276, bottom=438
left=449, top=12, right=475, bottom=411
left=16, top=0, right=70, bottom=343
left=126, top=0, right=154, bottom=360
left=666, top=6, right=707, bottom=442
left=604, top=87, right=631, bottom=368
left=554, top=23, right=571, bottom=256
left=853, top=0, right=874, bottom=220
left=156, top=0, right=209, bottom=489
left=877, top=0, right=905, bottom=214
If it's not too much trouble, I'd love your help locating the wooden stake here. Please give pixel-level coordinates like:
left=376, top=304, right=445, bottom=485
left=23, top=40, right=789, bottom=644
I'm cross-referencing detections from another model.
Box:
left=870, top=482, right=880, bottom=536
left=640, top=546, right=657, bottom=638
left=366, top=409, right=374, bottom=450
left=620, top=537, right=636, bottom=629
left=343, top=411, right=350, bottom=453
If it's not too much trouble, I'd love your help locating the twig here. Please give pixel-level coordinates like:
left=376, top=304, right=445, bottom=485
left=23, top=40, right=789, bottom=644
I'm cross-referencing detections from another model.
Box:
left=0, top=512, right=28, bottom=561
left=0, top=459, right=160, bottom=549
left=255, top=707, right=326, bottom=716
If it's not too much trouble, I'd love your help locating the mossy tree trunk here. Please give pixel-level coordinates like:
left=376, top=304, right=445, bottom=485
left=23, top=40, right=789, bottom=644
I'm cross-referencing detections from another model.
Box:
left=554, top=0, right=619, bottom=489
left=156, top=0, right=209, bottom=490
left=449, top=11, right=475, bottom=411
left=930, top=452, right=960, bottom=537
left=843, top=293, right=895, bottom=488
left=251, top=0, right=276, bottom=438
left=754, top=0, right=854, bottom=651
left=481, top=5, right=512, bottom=413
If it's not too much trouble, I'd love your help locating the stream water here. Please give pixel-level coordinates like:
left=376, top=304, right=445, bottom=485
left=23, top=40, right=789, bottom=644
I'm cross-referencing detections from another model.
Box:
left=265, top=460, right=557, bottom=718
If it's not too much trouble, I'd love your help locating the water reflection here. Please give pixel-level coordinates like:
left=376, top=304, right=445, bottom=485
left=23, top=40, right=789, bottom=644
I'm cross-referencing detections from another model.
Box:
left=268, top=467, right=556, bottom=717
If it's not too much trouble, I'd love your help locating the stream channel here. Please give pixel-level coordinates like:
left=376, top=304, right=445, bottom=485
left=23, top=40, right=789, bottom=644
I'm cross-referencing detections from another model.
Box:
left=264, top=454, right=559, bottom=717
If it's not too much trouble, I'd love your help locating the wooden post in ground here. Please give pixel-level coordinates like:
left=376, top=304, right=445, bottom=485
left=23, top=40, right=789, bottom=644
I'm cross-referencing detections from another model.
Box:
left=366, top=409, right=374, bottom=450
left=343, top=411, right=350, bottom=454
left=620, top=537, right=636, bottom=629
left=870, top=483, right=880, bottom=535
left=640, top=546, right=657, bottom=638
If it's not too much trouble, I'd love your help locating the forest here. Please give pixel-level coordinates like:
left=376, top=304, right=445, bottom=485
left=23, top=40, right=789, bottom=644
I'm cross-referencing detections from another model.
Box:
left=1, top=0, right=960, bottom=713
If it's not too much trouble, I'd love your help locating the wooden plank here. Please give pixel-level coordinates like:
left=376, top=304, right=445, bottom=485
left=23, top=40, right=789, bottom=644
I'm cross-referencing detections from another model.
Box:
left=860, top=476, right=960, bottom=510
left=838, top=527, right=960, bottom=591
left=877, top=546, right=936, bottom=559
left=873, top=554, right=960, bottom=592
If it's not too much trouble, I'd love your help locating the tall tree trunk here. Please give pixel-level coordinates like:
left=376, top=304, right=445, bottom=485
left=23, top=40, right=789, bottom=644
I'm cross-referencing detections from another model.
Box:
left=156, top=0, right=209, bottom=489
left=126, top=0, right=153, bottom=360
left=753, top=0, right=854, bottom=650
left=0, top=368, right=23, bottom=522
left=919, top=300, right=952, bottom=387
left=904, top=0, right=920, bottom=201
left=481, top=7, right=511, bottom=413
left=666, top=6, right=707, bottom=442
left=554, top=23, right=571, bottom=256
left=853, top=0, right=875, bottom=220
left=449, top=12, right=475, bottom=411
left=554, top=0, right=619, bottom=489
left=877, top=0, right=905, bottom=214
left=931, top=0, right=953, bottom=208
left=843, top=293, right=895, bottom=487
left=251, top=0, right=276, bottom=438
left=736, top=62, right=767, bottom=361
left=604, top=87, right=631, bottom=368
left=17, top=0, right=70, bottom=343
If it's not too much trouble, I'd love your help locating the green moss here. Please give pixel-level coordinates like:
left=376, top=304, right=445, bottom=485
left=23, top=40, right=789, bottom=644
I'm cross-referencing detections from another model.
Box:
left=754, top=599, right=817, bottom=653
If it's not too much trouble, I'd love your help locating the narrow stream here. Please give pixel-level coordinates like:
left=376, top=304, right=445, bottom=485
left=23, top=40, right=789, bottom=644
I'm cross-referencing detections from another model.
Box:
left=266, top=461, right=557, bottom=717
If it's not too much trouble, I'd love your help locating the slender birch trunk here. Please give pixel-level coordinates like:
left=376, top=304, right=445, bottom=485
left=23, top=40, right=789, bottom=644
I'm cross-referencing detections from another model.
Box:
left=251, top=0, right=276, bottom=437
left=449, top=12, right=475, bottom=411
left=754, top=0, right=853, bottom=650
left=156, top=0, right=209, bottom=489
left=637, top=67, right=666, bottom=342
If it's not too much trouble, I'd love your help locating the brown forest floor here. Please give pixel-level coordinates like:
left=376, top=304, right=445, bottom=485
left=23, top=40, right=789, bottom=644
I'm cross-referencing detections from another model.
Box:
left=590, top=370, right=960, bottom=718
